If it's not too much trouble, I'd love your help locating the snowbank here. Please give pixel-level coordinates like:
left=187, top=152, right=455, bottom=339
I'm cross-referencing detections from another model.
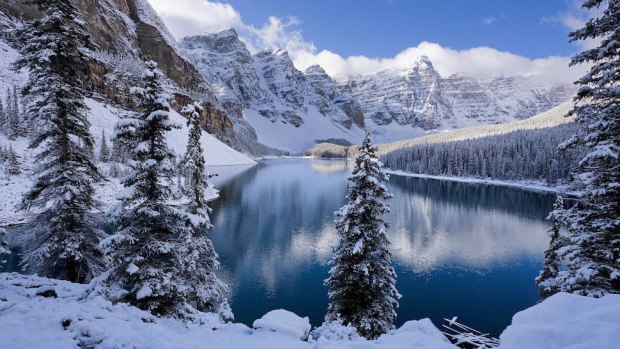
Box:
left=0, top=273, right=455, bottom=349
left=3, top=274, right=618, bottom=348
left=253, top=309, right=311, bottom=340
left=499, top=292, right=620, bottom=349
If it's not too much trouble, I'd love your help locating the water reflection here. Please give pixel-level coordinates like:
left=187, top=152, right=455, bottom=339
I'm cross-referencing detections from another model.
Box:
left=387, top=175, right=550, bottom=273
left=0, top=159, right=555, bottom=336
left=209, top=159, right=556, bottom=336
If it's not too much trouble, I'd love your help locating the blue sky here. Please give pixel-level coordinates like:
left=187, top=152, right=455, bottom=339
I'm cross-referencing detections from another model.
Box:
left=220, top=0, right=576, bottom=59
left=147, top=0, right=592, bottom=83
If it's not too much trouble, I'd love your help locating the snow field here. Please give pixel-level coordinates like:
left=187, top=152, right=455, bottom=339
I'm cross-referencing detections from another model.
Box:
left=2, top=273, right=619, bottom=348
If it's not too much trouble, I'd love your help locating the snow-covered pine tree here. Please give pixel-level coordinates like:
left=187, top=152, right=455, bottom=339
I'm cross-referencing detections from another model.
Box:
left=5, top=89, right=16, bottom=140
left=177, top=101, right=231, bottom=320
left=101, top=61, right=184, bottom=316
left=11, top=85, right=21, bottom=137
left=12, top=0, right=104, bottom=282
left=99, top=130, right=110, bottom=163
left=0, top=144, right=6, bottom=163
left=553, top=0, right=620, bottom=297
left=7, top=146, right=20, bottom=176
left=0, top=99, right=5, bottom=134
left=325, top=132, right=401, bottom=339
left=536, top=196, right=566, bottom=297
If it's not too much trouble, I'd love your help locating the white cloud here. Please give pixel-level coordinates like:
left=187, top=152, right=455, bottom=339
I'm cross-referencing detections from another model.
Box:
left=243, top=16, right=316, bottom=55
left=292, top=42, right=586, bottom=85
left=147, top=0, right=243, bottom=38
left=482, top=16, right=496, bottom=25
left=541, top=0, right=604, bottom=50
left=147, top=0, right=586, bottom=85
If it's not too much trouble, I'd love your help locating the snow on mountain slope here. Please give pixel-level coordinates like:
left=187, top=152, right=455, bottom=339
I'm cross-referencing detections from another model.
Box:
left=181, top=30, right=271, bottom=115
left=244, top=106, right=364, bottom=153
left=341, top=56, right=575, bottom=141
left=181, top=29, right=574, bottom=152
left=86, top=99, right=254, bottom=166
left=377, top=100, right=575, bottom=154
left=307, top=100, right=576, bottom=158
left=0, top=29, right=25, bottom=89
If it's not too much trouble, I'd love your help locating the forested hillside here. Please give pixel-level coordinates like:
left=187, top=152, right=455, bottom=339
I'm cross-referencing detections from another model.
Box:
left=381, top=123, right=585, bottom=185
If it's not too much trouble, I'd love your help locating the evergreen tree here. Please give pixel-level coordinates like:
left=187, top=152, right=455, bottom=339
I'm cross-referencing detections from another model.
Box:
left=536, top=196, right=566, bottom=297
left=5, top=89, right=16, bottom=140
left=12, top=85, right=21, bottom=137
left=325, top=133, right=400, bottom=339
left=0, top=99, right=5, bottom=134
left=109, top=135, right=123, bottom=163
left=176, top=101, right=231, bottom=320
left=12, top=0, right=104, bottom=282
left=99, top=130, right=110, bottom=162
left=0, top=144, right=6, bottom=163
left=554, top=0, right=620, bottom=297
left=7, top=146, right=20, bottom=176
left=101, top=61, right=184, bottom=316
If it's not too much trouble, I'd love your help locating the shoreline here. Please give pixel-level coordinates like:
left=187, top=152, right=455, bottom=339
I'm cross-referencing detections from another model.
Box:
left=385, top=169, right=579, bottom=196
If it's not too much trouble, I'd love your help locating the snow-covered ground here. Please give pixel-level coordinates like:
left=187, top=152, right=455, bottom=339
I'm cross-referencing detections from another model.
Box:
left=0, top=273, right=456, bottom=349
left=1, top=273, right=619, bottom=348
left=0, top=33, right=255, bottom=226
left=500, top=293, right=620, bottom=349
left=385, top=169, right=577, bottom=195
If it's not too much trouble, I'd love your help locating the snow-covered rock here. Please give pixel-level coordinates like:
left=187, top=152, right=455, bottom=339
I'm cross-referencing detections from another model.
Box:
left=499, top=292, right=620, bottom=349
left=253, top=309, right=311, bottom=340
left=305, top=64, right=364, bottom=129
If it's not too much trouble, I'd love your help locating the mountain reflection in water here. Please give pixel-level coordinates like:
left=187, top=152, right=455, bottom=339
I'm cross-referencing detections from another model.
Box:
left=208, top=158, right=555, bottom=336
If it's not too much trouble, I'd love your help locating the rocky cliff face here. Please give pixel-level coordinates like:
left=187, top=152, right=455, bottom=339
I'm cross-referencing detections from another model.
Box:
left=181, top=30, right=362, bottom=130
left=1, top=0, right=211, bottom=95
left=305, top=65, right=364, bottom=128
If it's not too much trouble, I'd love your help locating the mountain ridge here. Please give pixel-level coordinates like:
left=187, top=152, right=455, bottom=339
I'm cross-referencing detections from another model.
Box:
left=181, top=29, right=575, bottom=151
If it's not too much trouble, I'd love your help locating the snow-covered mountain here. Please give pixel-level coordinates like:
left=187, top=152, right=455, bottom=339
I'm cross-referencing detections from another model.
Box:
left=181, top=29, right=574, bottom=151
left=340, top=56, right=575, bottom=141
left=181, top=30, right=366, bottom=152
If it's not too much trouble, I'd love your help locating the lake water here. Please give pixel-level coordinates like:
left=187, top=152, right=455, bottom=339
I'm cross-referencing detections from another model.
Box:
left=209, top=158, right=555, bottom=337
left=1, top=158, right=556, bottom=337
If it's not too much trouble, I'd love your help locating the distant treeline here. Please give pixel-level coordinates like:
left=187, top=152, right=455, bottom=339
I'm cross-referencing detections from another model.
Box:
left=380, top=124, right=585, bottom=185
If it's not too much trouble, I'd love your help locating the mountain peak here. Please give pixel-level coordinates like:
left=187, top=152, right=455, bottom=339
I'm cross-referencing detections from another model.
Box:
left=305, top=64, right=327, bottom=75
left=414, top=55, right=435, bottom=70
left=211, top=28, right=239, bottom=39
